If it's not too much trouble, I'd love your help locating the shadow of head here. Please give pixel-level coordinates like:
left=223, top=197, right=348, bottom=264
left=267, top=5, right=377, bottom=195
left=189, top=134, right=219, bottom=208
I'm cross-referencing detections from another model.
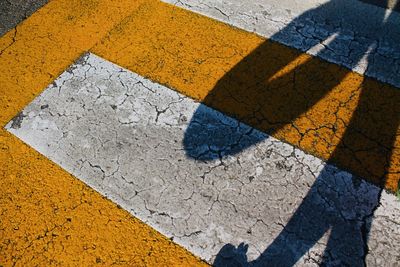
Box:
left=213, top=243, right=250, bottom=267
left=183, top=104, right=266, bottom=161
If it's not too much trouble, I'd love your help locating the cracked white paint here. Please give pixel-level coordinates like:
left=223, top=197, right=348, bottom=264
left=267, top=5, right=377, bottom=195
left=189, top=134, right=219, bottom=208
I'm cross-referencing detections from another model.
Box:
left=163, top=0, right=400, bottom=88
left=6, top=54, right=400, bottom=265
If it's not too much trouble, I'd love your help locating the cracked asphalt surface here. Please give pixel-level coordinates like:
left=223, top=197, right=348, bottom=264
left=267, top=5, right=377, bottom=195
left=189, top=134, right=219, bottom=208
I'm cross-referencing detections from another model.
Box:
left=0, top=0, right=48, bottom=36
left=1, top=0, right=399, bottom=266
left=94, top=0, right=399, bottom=191
left=0, top=0, right=206, bottom=265
left=7, top=53, right=400, bottom=266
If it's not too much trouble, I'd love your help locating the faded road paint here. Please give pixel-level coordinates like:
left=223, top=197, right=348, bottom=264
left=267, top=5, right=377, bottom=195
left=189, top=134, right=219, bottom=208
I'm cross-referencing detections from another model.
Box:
left=93, top=1, right=399, bottom=191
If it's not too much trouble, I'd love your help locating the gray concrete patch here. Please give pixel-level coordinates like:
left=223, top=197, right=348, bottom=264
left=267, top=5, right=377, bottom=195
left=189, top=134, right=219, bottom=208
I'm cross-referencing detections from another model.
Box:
left=0, top=0, right=48, bottom=36
left=164, top=0, right=400, bottom=88
left=6, top=53, right=400, bottom=265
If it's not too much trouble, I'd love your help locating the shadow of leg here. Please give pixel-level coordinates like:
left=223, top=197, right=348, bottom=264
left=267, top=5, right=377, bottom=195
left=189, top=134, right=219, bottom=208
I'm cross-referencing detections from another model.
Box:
left=211, top=166, right=381, bottom=267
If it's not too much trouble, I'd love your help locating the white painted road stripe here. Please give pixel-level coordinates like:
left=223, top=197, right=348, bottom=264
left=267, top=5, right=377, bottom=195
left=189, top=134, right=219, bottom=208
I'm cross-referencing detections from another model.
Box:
left=6, top=54, right=400, bottom=265
left=164, top=0, right=400, bottom=88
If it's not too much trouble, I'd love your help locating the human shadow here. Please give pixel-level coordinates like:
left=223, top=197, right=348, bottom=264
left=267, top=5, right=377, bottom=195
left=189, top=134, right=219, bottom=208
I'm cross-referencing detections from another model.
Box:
left=183, top=0, right=400, bottom=266
left=361, top=0, right=400, bottom=12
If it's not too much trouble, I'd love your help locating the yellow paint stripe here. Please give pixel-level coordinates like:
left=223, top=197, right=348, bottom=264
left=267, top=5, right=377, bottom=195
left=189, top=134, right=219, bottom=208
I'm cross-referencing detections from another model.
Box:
left=93, top=1, right=399, bottom=191
left=0, top=0, right=150, bottom=126
left=0, top=129, right=207, bottom=266
left=0, top=0, right=207, bottom=265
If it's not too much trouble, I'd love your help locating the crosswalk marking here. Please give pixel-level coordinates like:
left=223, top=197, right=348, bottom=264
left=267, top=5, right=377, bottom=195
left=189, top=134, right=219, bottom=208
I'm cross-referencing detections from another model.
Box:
left=6, top=53, right=387, bottom=265
left=163, top=0, right=400, bottom=88
left=1, top=0, right=399, bottom=265
left=0, top=0, right=206, bottom=265
left=0, top=0, right=149, bottom=126
left=93, top=0, right=399, bottom=191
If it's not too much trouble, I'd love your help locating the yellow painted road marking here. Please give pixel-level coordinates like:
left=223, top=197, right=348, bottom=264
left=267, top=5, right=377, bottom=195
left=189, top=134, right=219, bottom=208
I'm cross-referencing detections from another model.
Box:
left=0, top=129, right=207, bottom=266
left=0, top=0, right=207, bottom=265
left=93, top=1, right=399, bottom=191
left=0, top=0, right=150, bottom=126
left=1, top=0, right=398, bottom=264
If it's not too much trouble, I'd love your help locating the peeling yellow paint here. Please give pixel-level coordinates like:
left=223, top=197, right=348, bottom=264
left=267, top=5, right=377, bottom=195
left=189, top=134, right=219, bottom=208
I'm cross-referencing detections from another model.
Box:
left=93, top=1, right=399, bottom=191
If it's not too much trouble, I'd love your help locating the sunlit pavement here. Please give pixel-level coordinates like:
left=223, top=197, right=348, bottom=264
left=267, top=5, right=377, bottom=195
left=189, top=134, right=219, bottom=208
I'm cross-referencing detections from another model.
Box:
left=1, top=0, right=399, bottom=266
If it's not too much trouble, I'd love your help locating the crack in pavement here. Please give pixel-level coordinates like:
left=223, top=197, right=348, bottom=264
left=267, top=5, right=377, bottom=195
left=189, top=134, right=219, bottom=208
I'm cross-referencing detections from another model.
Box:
left=6, top=53, right=399, bottom=265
